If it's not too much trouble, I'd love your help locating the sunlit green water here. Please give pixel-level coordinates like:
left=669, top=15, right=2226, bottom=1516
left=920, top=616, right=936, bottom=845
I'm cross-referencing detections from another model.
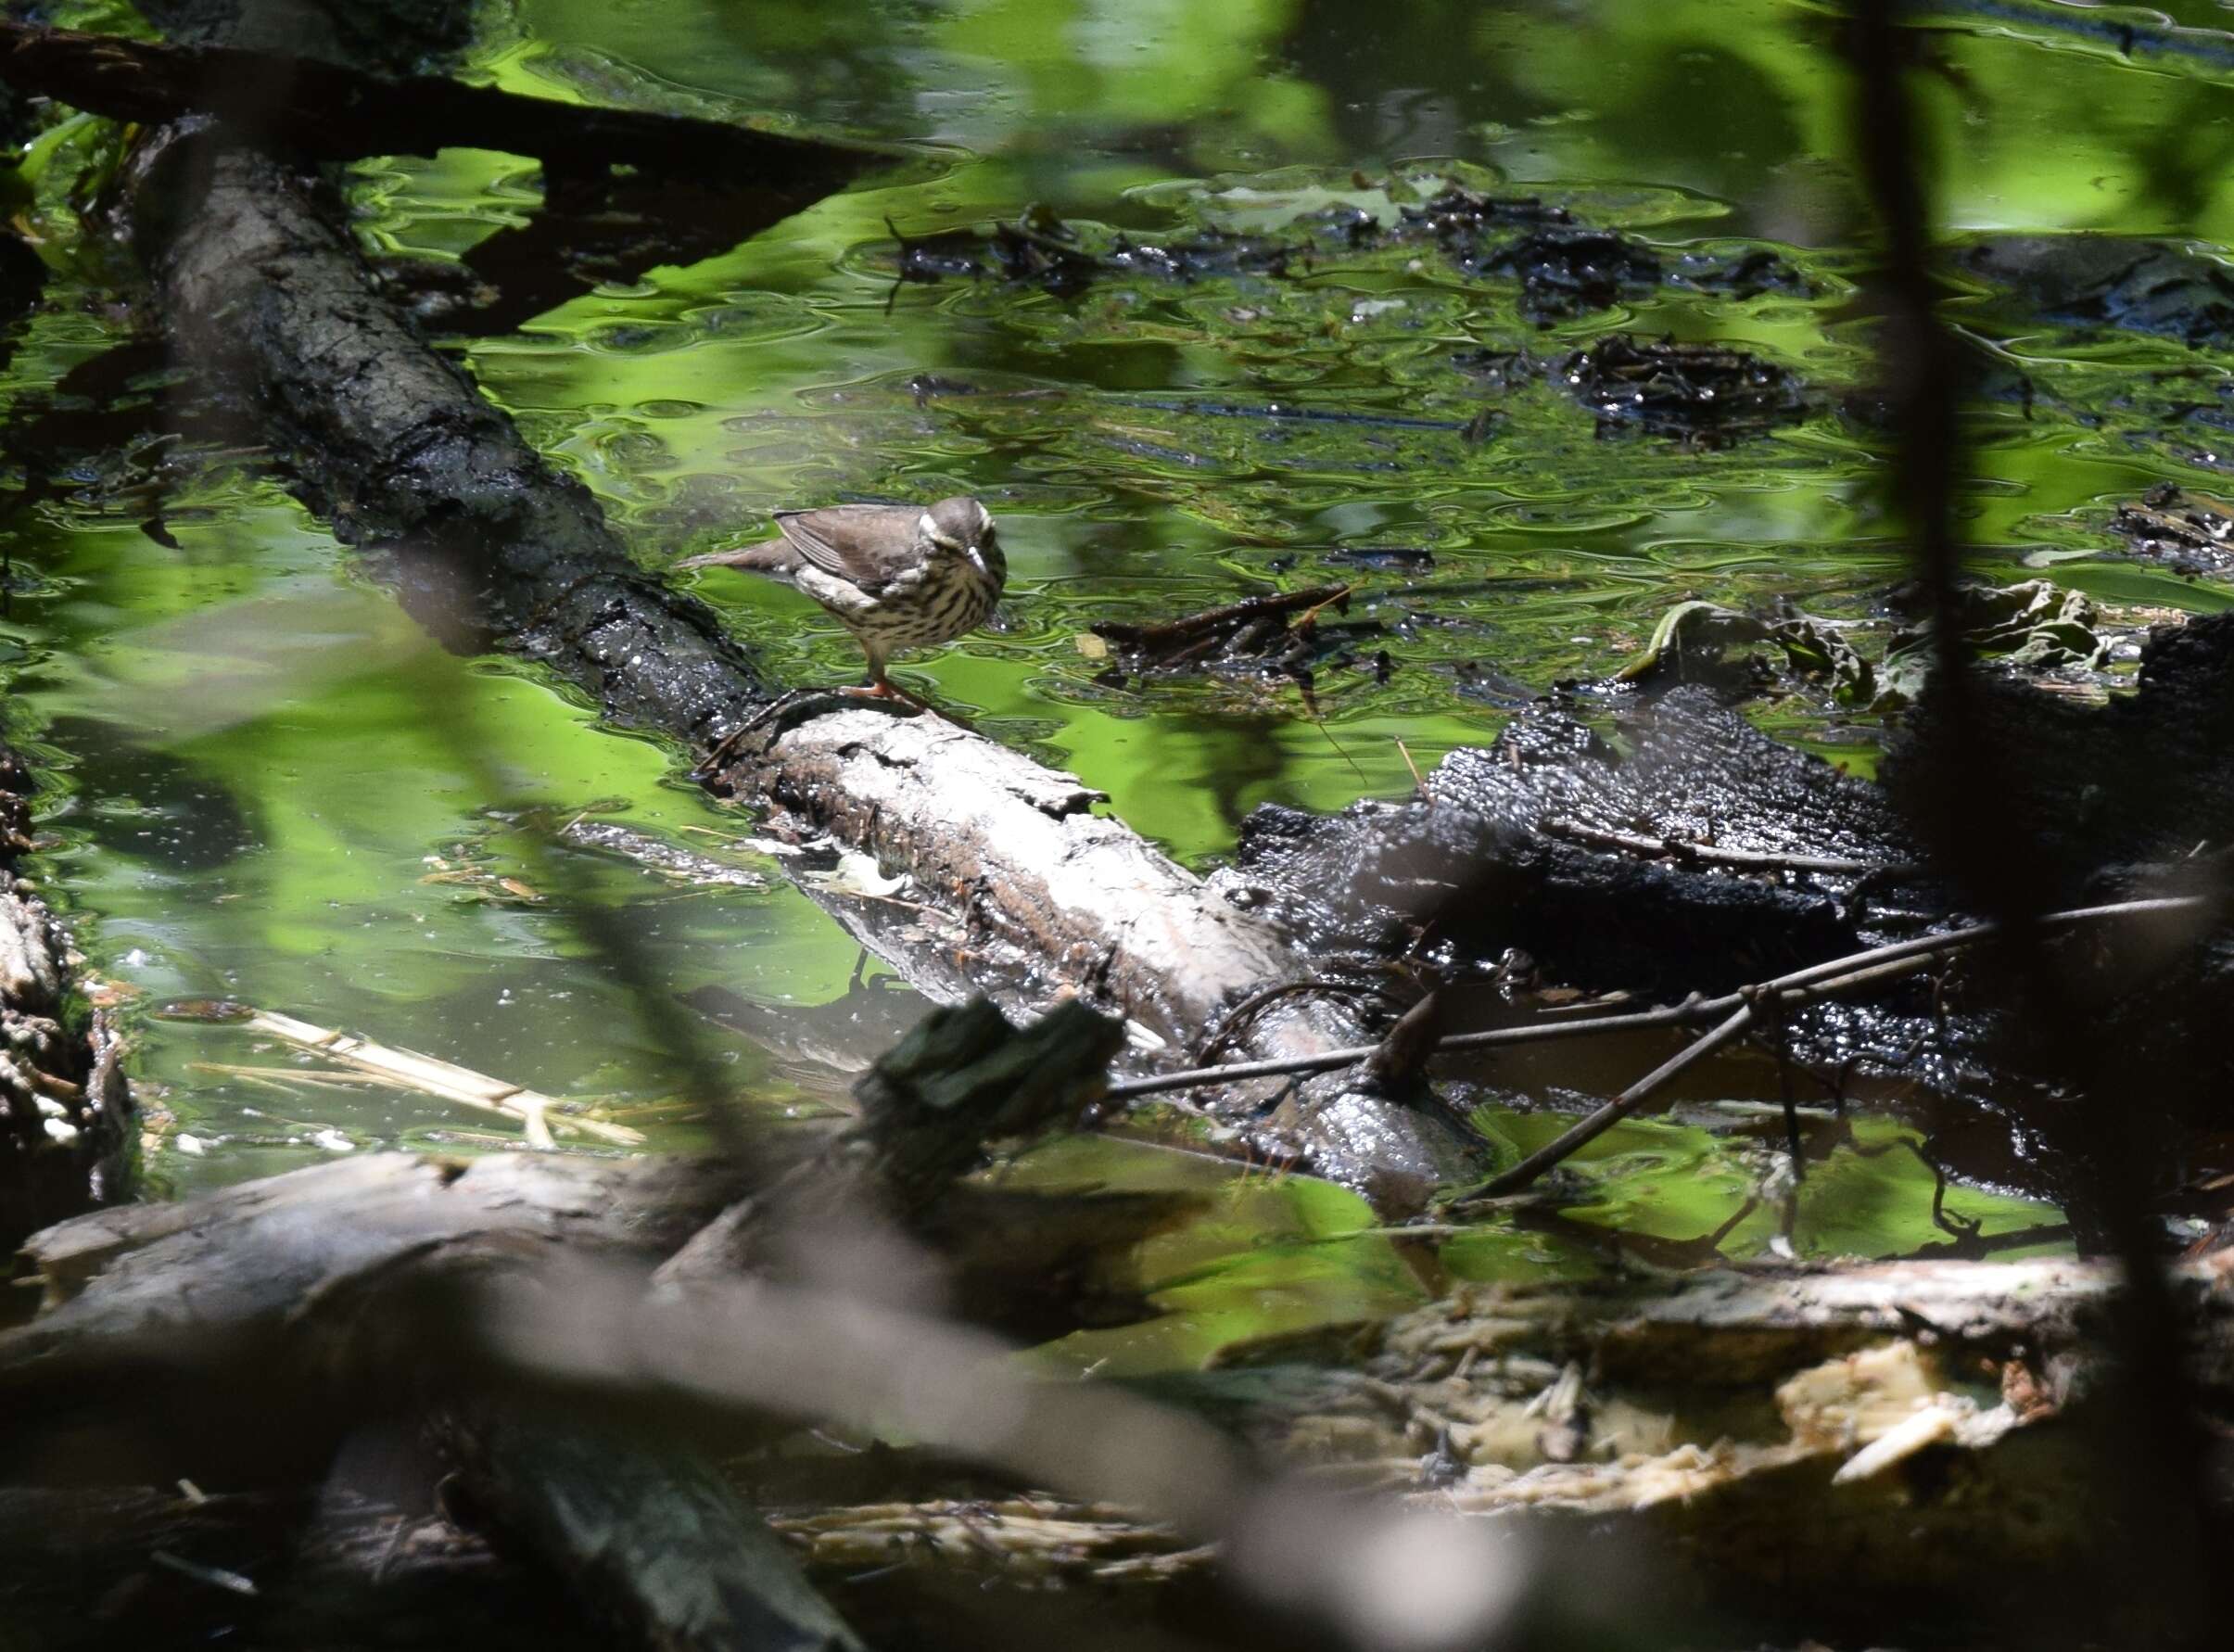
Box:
left=13, top=0, right=2233, bottom=1354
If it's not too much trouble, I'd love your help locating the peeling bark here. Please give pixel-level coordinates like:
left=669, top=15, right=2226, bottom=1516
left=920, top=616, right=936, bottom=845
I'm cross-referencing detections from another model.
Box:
left=0, top=743, right=130, bottom=1254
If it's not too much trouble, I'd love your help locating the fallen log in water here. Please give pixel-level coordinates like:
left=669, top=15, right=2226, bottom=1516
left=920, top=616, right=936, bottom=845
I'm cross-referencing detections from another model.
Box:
left=70, top=25, right=1474, bottom=1204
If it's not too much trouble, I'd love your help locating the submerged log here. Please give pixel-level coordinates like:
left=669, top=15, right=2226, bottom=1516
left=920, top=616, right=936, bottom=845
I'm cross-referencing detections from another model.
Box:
left=0, top=742, right=130, bottom=1254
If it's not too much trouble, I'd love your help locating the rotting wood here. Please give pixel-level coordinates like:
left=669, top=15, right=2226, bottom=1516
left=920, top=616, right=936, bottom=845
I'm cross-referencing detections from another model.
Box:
left=1256, top=1252, right=2234, bottom=1635
left=748, top=1251, right=2234, bottom=1632
left=767, top=1496, right=1196, bottom=1582
left=0, top=740, right=130, bottom=1253
left=16, top=1128, right=2234, bottom=1643
left=3, top=973, right=1211, bottom=1645
left=327, top=1245, right=2234, bottom=1646
left=0, top=1000, right=1195, bottom=1646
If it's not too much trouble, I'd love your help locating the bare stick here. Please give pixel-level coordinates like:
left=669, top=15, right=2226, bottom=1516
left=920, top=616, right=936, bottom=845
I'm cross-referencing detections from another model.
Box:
left=1089, top=584, right=1351, bottom=648
left=242, top=1010, right=642, bottom=1148
left=1453, top=1003, right=1757, bottom=1203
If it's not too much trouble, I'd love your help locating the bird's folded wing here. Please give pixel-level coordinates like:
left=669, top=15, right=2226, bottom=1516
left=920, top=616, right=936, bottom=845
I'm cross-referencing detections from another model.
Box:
left=675, top=539, right=805, bottom=573
left=772, top=504, right=922, bottom=591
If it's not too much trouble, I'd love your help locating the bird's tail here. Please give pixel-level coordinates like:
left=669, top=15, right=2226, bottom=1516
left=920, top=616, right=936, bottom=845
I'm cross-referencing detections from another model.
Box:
left=676, top=540, right=803, bottom=573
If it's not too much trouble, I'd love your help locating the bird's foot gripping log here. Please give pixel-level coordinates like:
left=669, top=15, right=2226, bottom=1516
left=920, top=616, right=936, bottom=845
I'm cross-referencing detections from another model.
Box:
left=691, top=687, right=925, bottom=776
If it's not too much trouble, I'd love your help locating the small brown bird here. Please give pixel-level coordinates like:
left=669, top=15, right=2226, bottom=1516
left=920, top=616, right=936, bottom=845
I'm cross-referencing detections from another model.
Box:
left=680, top=496, right=1006, bottom=705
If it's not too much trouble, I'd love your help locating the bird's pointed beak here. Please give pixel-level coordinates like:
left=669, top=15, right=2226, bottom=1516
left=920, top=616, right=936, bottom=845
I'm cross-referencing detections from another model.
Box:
left=965, top=545, right=992, bottom=578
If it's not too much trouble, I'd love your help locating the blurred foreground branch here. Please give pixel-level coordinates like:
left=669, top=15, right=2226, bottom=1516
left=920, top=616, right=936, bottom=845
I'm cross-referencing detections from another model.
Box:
left=1847, top=0, right=2229, bottom=1635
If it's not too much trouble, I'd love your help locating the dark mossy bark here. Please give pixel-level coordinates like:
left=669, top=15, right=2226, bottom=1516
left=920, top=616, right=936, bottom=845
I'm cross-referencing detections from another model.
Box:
left=133, top=137, right=776, bottom=745
left=1227, top=687, right=1917, bottom=994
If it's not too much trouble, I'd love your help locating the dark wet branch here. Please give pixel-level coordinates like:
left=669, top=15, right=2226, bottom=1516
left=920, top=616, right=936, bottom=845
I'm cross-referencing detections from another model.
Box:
left=130, top=133, right=775, bottom=744
left=0, top=20, right=893, bottom=190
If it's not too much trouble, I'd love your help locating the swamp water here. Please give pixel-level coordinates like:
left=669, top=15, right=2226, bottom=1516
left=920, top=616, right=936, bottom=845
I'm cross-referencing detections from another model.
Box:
left=8, top=0, right=2232, bottom=1368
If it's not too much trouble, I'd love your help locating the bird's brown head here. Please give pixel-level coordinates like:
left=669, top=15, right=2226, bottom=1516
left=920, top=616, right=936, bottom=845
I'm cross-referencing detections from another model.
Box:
left=921, top=496, right=1001, bottom=583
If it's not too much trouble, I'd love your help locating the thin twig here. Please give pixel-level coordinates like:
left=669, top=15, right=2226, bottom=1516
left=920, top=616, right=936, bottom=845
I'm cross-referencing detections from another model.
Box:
left=1453, top=1002, right=1758, bottom=1204
left=1191, top=978, right=1390, bottom=1065
left=1394, top=737, right=1426, bottom=797
left=1540, top=817, right=1904, bottom=877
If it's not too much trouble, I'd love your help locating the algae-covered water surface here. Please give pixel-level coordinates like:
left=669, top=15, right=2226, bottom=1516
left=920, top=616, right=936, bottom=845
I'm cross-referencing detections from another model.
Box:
left=12, top=0, right=2233, bottom=1355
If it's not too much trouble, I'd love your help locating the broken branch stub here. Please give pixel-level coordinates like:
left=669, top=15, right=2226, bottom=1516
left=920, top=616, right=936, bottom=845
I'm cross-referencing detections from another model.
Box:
left=850, top=997, right=1125, bottom=1200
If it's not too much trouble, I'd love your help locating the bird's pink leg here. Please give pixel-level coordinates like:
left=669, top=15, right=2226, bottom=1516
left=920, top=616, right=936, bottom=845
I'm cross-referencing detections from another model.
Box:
left=858, top=677, right=934, bottom=713
left=834, top=654, right=933, bottom=715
